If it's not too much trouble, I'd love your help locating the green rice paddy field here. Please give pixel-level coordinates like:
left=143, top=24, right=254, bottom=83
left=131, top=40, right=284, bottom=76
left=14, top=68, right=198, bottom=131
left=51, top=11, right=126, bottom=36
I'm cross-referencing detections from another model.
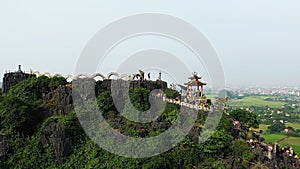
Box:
left=228, top=96, right=286, bottom=108
left=259, top=124, right=300, bottom=154
left=208, top=95, right=300, bottom=153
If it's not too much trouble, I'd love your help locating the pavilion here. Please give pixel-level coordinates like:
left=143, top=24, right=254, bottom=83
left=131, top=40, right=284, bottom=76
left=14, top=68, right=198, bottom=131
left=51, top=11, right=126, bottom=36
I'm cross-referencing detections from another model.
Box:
left=184, top=72, right=207, bottom=98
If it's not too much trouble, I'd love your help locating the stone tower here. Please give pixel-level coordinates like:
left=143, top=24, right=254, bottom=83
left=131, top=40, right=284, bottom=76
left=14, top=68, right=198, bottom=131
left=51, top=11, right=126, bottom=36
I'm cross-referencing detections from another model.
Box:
left=2, top=65, right=36, bottom=94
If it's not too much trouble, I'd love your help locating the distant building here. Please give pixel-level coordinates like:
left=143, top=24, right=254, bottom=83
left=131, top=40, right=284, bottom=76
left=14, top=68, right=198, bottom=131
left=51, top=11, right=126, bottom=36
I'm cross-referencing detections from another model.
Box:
left=2, top=65, right=36, bottom=94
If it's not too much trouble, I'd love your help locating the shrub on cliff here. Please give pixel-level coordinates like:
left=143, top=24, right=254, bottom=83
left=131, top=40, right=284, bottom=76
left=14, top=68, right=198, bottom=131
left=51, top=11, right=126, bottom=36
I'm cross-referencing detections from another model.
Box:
left=267, top=122, right=286, bottom=134
left=229, top=109, right=259, bottom=128
left=0, top=76, right=68, bottom=136
left=0, top=95, right=39, bottom=136
left=164, top=88, right=180, bottom=99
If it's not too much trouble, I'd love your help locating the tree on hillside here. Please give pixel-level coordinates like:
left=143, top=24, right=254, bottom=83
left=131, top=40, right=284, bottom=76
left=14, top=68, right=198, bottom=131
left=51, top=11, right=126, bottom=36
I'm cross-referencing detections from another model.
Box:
left=164, top=88, right=179, bottom=99
left=229, top=109, right=259, bottom=128
left=200, top=129, right=233, bottom=154
left=0, top=95, right=39, bottom=136
left=0, top=76, right=67, bottom=136
left=97, top=91, right=116, bottom=115
left=267, top=122, right=286, bottom=133
left=49, top=76, right=67, bottom=90
left=231, top=139, right=255, bottom=168
left=8, top=75, right=67, bottom=102
left=129, top=88, right=151, bottom=111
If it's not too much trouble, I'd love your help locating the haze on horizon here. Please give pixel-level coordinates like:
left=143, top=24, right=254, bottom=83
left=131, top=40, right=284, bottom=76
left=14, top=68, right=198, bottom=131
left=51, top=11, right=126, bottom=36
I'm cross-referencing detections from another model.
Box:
left=0, top=1, right=300, bottom=87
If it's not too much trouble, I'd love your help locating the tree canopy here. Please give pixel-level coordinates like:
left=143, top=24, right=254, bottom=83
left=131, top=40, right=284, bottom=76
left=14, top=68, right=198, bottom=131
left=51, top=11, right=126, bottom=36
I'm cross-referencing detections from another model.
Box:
left=229, top=109, right=259, bottom=128
left=0, top=76, right=67, bottom=136
left=267, top=122, right=286, bottom=133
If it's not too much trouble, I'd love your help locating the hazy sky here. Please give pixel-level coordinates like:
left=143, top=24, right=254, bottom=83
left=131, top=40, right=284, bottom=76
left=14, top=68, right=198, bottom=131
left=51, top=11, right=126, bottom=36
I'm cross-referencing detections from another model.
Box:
left=0, top=1, right=300, bottom=87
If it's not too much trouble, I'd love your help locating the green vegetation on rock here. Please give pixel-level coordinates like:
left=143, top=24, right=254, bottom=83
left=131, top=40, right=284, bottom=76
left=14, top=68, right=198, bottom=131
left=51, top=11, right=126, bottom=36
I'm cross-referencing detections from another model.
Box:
left=0, top=75, right=296, bottom=168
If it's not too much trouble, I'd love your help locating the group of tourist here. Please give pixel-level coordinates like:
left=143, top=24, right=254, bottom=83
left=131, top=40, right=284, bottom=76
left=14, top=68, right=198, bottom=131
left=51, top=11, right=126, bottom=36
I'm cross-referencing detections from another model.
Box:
left=281, top=145, right=299, bottom=168
left=231, top=120, right=299, bottom=168
left=246, top=138, right=299, bottom=168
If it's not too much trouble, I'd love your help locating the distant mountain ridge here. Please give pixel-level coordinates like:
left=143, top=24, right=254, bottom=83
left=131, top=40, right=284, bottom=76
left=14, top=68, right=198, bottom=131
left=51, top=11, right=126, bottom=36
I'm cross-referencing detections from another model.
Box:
left=0, top=82, right=2, bottom=88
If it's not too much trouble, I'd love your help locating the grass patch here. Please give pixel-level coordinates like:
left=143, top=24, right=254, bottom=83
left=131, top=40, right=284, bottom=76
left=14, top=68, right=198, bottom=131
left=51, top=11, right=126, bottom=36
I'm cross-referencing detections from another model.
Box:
left=259, top=124, right=269, bottom=132
left=263, top=134, right=288, bottom=144
left=259, top=123, right=300, bottom=154
left=286, top=123, right=300, bottom=130
left=251, top=124, right=269, bottom=133
left=259, top=123, right=300, bottom=132
left=228, top=96, right=286, bottom=108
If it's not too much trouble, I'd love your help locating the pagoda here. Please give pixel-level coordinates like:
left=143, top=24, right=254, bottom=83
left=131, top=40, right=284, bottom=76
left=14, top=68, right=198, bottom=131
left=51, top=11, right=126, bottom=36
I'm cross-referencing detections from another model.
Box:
left=184, top=72, right=207, bottom=98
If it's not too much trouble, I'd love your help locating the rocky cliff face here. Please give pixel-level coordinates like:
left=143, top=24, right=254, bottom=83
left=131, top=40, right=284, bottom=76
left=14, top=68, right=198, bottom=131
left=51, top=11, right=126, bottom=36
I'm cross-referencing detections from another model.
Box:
left=2, top=72, right=36, bottom=94
left=44, top=85, right=73, bottom=115
left=1, top=73, right=299, bottom=168
left=39, top=121, right=72, bottom=164
left=0, top=135, right=9, bottom=161
left=250, top=145, right=296, bottom=169
left=97, top=79, right=167, bottom=93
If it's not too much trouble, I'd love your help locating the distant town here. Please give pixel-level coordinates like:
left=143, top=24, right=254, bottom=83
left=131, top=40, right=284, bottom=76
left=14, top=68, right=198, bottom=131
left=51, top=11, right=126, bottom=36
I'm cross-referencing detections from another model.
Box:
left=228, top=86, right=300, bottom=98
left=212, top=86, right=300, bottom=125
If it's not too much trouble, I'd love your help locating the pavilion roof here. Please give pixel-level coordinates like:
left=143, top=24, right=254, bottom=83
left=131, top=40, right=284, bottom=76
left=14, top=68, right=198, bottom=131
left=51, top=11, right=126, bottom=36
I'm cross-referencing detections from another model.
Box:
left=184, top=80, right=207, bottom=86
left=188, top=75, right=201, bottom=80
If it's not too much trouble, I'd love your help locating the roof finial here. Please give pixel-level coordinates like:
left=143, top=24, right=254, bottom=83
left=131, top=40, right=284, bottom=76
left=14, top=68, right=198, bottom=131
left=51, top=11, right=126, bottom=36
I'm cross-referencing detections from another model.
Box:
left=17, top=65, right=22, bottom=73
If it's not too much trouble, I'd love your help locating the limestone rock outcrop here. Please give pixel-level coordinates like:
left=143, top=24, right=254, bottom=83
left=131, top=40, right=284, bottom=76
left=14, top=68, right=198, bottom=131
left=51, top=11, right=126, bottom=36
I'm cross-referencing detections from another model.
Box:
left=44, top=85, right=73, bottom=115
left=0, top=135, right=9, bottom=161
left=39, top=122, right=72, bottom=164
